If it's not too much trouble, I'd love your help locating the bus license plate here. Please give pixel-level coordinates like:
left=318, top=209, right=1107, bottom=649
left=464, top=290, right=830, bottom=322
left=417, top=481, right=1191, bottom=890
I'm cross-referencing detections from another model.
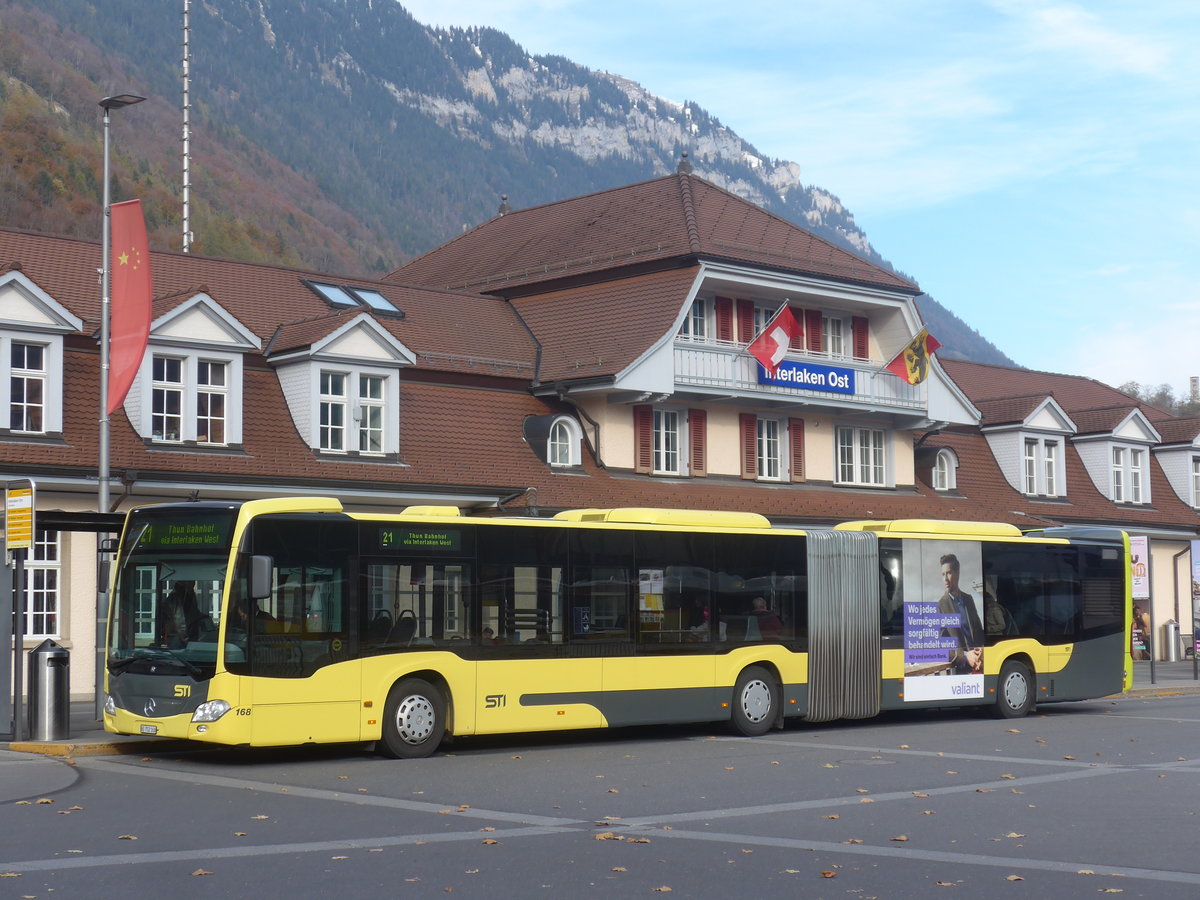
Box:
left=139, top=724, right=158, bottom=735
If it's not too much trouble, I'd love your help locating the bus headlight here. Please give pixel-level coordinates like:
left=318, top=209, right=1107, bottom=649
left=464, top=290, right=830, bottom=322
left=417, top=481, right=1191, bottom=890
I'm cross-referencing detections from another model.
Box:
left=104, top=694, right=116, bottom=716
left=191, top=699, right=231, bottom=723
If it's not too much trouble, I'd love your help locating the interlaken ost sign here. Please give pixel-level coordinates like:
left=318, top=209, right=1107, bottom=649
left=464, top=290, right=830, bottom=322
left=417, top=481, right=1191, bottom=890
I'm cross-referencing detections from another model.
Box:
left=756, top=360, right=856, bottom=394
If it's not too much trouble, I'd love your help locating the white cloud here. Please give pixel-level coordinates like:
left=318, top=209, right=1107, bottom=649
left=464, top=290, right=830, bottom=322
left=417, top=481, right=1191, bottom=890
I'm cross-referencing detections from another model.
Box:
left=989, top=0, right=1173, bottom=77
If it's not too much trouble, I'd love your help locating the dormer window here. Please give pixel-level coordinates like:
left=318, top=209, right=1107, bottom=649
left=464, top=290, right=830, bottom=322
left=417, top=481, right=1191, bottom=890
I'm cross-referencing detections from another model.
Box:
left=9, top=340, right=45, bottom=433
left=150, top=354, right=232, bottom=445
left=1023, top=437, right=1062, bottom=497
left=1112, top=446, right=1147, bottom=503
left=1193, top=458, right=1200, bottom=508
left=933, top=449, right=957, bottom=491
left=548, top=416, right=582, bottom=467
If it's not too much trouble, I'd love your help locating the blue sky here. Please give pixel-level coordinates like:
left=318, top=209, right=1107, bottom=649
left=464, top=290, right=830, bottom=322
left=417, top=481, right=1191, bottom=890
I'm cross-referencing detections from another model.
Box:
left=400, top=0, right=1199, bottom=398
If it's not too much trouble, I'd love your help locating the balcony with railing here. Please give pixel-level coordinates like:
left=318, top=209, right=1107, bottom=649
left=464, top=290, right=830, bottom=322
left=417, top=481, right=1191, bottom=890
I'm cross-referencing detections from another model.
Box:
left=673, top=338, right=924, bottom=412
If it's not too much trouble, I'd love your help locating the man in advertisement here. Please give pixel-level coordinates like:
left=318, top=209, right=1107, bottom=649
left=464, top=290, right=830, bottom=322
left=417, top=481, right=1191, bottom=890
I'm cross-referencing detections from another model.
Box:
left=937, top=553, right=984, bottom=674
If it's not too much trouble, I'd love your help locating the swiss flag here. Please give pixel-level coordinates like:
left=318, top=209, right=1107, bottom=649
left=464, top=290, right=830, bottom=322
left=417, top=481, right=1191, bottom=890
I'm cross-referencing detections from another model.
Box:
left=747, top=305, right=801, bottom=373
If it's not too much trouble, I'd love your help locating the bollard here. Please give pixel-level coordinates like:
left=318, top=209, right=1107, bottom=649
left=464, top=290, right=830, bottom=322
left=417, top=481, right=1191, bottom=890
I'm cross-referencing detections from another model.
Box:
left=27, top=639, right=70, bottom=741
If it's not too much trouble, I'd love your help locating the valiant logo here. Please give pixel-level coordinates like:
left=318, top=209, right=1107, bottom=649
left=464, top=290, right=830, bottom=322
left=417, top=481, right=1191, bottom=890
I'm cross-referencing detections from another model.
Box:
left=951, top=682, right=982, bottom=696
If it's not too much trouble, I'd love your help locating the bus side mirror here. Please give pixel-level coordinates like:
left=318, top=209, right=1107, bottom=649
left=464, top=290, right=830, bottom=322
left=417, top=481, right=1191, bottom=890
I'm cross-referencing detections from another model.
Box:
left=249, top=555, right=274, bottom=600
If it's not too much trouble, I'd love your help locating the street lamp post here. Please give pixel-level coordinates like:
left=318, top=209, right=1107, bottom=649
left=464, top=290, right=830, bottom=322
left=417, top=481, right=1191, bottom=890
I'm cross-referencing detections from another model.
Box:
left=98, top=93, right=144, bottom=516
left=96, top=93, right=144, bottom=719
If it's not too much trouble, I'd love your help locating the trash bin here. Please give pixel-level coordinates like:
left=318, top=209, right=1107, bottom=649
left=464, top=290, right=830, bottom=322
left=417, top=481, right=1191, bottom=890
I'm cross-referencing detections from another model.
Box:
left=1164, top=621, right=1181, bottom=663
left=27, top=639, right=70, bottom=741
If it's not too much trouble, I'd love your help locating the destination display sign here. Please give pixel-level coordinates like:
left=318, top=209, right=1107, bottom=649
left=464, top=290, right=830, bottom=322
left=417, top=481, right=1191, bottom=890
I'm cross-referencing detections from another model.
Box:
left=376, top=526, right=470, bottom=554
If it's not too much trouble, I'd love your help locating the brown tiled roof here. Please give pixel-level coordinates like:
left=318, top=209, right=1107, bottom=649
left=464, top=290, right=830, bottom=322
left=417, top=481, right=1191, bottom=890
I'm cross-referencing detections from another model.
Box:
left=514, top=268, right=701, bottom=383
left=1156, top=417, right=1200, bottom=445
left=0, top=228, right=536, bottom=376
left=388, top=174, right=917, bottom=295
left=974, top=395, right=1049, bottom=426
left=1070, top=406, right=1149, bottom=437
left=942, top=359, right=1166, bottom=417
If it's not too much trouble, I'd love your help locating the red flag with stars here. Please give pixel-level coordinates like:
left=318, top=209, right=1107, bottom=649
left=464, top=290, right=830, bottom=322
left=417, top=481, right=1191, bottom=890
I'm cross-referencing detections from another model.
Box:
left=108, top=199, right=152, bottom=414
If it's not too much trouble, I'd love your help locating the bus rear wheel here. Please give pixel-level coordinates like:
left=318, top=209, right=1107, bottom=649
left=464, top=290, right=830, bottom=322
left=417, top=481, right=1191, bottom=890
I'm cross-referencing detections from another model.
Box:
left=380, top=678, right=446, bottom=758
left=730, top=666, right=779, bottom=737
left=993, top=659, right=1035, bottom=719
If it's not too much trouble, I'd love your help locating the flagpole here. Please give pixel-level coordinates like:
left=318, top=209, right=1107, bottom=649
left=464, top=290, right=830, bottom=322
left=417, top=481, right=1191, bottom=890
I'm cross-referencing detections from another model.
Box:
left=96, top=93, right=144, bottom=719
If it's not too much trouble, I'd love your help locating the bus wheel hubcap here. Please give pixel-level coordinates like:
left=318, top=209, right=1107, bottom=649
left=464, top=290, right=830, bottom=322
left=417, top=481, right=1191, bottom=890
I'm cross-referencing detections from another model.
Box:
left=741, top=680, right=771, bottom=723
left=1003, top=674, right=1027, bottom=710
left=396, top=695, right=435, bottom=744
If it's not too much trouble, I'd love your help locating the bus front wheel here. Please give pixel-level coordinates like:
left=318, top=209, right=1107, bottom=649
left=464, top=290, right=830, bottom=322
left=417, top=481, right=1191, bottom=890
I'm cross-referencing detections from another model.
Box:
left=730, top=666, right=779, bottom=737
left=380, top=678, right=446, bottom=758
left=993, top=659, right=1035, bottom=719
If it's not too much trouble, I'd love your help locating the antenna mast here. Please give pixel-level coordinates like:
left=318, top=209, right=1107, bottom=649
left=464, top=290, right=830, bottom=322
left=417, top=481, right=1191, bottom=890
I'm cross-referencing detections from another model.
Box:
left=181, top=0, right=192, bottom=252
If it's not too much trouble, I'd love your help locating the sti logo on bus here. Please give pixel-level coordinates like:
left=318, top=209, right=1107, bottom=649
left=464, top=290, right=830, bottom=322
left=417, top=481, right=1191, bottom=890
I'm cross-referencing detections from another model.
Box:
left=174, top=684, right=191, bottom=698
left=484, top=694, right=506, bottom=709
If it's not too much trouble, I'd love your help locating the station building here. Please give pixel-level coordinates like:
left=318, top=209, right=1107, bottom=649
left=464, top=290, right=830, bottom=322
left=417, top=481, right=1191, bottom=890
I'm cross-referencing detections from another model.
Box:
left=3, top=168, right=1198, bottom=699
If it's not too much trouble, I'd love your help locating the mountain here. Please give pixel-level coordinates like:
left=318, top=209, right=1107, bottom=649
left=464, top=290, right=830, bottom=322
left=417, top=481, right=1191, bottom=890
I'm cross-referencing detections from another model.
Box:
left=0, top=0, right=1012, bottom=366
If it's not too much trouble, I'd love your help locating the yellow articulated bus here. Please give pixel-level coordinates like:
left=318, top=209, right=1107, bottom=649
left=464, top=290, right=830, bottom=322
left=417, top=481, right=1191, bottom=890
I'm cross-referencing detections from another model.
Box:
left=103, top=498, right=1132, bottom=758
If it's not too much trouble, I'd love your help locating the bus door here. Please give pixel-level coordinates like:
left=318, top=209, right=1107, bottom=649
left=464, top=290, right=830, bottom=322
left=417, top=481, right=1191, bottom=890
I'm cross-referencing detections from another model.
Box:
left=475, top=559, right=604, bottom=733
left=236, top=516, right=361, bottom=745
left=805, top=530, right=881, bottom=722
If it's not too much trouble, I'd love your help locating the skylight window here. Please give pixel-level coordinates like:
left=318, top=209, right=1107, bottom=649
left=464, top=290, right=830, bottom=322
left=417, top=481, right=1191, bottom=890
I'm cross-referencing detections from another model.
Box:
left=304, top=280, right=404, bottom=317
left=353, top=289, right=399, bottom=313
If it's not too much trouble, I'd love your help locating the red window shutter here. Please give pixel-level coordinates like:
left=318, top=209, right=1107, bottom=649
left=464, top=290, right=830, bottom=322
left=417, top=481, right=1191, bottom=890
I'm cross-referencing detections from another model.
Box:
left=805, top=310, right=823, bottom=352
left=736, top=299, right=755, bottom=342
left=689, top=408, right=707, bottom=477
left=715, top=296, right=733, bottom=342
left=790, top=305, right=804, bottom=349
left=789, top=418, right=805, bottom=482
left=634, top=405, right=653, bottom=474
left=739, top=413, right=757, bottom=480
left=852, top=316, right=869, bottom=359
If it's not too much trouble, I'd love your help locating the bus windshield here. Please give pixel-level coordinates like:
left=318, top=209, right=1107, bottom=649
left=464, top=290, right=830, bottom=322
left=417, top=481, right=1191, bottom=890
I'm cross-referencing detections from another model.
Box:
left=107, top=505, right=238, bottom=680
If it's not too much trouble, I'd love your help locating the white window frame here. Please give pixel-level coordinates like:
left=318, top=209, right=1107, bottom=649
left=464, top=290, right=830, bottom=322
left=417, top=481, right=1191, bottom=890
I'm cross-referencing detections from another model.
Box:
left=1112, top=444, right=1148, bottom=504
left=142, top=348, right=244, bottom=446
left=312, top=364, right=398, bottom=456
left=1, top=331, right=67, bottom=436
left=653, top=408, right=684, bottom=475
left=933, top=449, right=957, bottom=491
left=196, top=359, right=228, bottom=445
left=8, top=339, right=46, bottom=434
left=756, top=417, right=784, bottom=481
left=679, top=298, right=707, bottom=341
left=151, top=354, right=184, bottom=442
left=1022, top=436, right=1063, bottom=497
left=548, top=416, right=582, bottom=468
left=319, top=370, right=348, bottom=452
left=1192, top=457, right=1200, bottom=509
left=21, top=531, right=61, bottom=640
left=358, top=373, right=385, bottom=454
left=836, top=426, right=887, bottom=487
left=823, top=315, right=845, bottom=358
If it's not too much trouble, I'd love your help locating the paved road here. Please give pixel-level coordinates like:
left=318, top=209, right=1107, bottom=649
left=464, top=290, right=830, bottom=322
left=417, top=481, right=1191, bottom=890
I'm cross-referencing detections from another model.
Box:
left=2, top=692, right=1199, bottom=898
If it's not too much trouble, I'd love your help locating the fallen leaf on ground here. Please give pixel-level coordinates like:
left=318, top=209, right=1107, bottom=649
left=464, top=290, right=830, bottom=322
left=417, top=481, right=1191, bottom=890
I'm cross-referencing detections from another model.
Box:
left=191, top=869, right=212, bottom=877
left=821, top=871, right=837, bottom=878
left=117, top=835, right=137, bottom=840
left=890, top=835, right=909, bottom=842
left=1006, top=875, right=1024, bottom=881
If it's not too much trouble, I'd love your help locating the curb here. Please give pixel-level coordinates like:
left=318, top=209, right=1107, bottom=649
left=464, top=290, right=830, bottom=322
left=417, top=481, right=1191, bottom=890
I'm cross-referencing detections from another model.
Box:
left=3, top=739, right=190, bottom=758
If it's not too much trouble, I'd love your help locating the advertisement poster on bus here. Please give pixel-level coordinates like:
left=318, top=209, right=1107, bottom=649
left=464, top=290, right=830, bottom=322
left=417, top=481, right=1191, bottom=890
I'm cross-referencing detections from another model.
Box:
left=1192, top=541, right=1200, bottom=654
left=902, top=541, right=985, bottom=702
